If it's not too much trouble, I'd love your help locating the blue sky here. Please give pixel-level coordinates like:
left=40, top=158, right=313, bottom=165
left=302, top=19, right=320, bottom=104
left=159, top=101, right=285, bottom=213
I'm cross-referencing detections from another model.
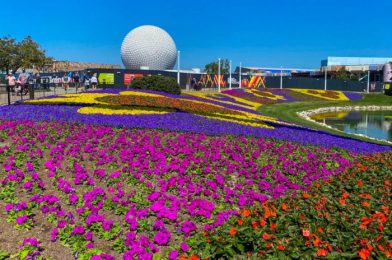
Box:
left=2, top=0, right=392, bottom=70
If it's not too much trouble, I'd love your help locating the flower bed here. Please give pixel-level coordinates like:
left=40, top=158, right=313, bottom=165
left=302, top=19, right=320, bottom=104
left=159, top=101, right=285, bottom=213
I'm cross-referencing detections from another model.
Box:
left=189, top=152, right=392, bottom=259
left=0, top=119, right=355, bottom=259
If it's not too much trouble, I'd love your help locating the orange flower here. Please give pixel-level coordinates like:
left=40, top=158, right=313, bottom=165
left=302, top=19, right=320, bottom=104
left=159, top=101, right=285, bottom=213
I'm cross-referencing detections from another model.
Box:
left=237, top=219, right=244, bottom=226
left=313, top=236, right=321, bottom=247
left=276, top=245, right=285, bottom=251
left=317, top=248, right=328, bottom=257
left=179, top=256, right=187, bottom=260
left=384, top=179, right=390, bottom=186
left=242, top=209, right=251, bottom=217
left=189, top=255, right=199, bottom=260
left=303, top=193, right=309, bottom=199
left=281, top=203, right=288, bottom=211
left=342, top=192, right=349, bottom=199
left=317, top=227, right=324, bottom=233
left=358, top=248, right=370, bottom=260
left=262, top=233, right=270, bottom=240
left=229, top=227, right=237, bottom=236
left=357, top=181, right=364, bottom=187
left=362, top=201, right=370, bottom=207
left=339, top=199, right=346, bottom=205
left=302, top=229, right=310, bottom=238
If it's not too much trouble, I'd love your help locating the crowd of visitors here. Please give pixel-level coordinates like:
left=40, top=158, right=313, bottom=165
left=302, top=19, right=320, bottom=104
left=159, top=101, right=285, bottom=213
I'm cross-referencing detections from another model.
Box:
left=5, top=70, right=97, bottom=94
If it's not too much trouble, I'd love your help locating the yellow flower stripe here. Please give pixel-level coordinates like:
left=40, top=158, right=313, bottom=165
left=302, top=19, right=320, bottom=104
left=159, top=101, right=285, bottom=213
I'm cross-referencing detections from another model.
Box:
left=26, top=93, right=115, bottom=105
left=77, top=106, right=171, bottom=115
left=185, top=92, right=260, bottom=110
left=246, top=89, right=286, bottom=101
left=119, top=91, right=163, bottom=97
left=290, top=89, right=349, bottom=101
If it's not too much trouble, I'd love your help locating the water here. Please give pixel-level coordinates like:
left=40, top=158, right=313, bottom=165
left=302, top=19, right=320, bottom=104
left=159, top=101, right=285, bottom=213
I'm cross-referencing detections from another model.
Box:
left=311, top=110, right=392, bottom=142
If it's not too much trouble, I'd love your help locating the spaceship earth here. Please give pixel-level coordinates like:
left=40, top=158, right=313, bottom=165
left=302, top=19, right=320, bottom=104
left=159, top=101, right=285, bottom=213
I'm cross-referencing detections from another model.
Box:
left=121, top=25, right=177, bottom=70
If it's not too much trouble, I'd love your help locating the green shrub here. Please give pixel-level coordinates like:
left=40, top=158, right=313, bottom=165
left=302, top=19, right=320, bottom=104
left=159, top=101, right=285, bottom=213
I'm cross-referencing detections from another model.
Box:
left=130, top=75, right=181, bottom=95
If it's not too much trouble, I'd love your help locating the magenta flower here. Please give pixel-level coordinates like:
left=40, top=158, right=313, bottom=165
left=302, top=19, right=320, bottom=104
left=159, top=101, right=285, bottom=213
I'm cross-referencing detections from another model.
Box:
left=153, top=231, right=171, bottom=246
left=16, top=215, right=28, bottom=225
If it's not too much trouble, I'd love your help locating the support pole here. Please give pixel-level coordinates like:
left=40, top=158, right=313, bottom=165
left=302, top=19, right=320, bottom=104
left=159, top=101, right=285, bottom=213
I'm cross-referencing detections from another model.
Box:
left=324, top=66, right=327, bottom=91
left=367, top=70, right=370, bottom=93
left=280, top=65, right=283, bottom=89
left=239, top=62, right=242, bottom=89
left=6, top=67, right=11, bottom=105
left=177, top=51, right=180, bottom=86
left=218, top=58, right=221, bottom=92
left=229, top=60, right=232, bottom=89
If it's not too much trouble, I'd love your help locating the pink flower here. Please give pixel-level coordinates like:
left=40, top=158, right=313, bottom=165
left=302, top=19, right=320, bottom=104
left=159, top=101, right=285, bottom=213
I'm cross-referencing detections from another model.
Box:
left=16, top=215, right=28, bottom=225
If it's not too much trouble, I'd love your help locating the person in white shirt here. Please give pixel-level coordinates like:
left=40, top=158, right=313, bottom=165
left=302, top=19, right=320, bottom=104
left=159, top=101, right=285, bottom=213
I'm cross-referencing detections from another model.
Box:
left=90, top=73, right=98, bottom=90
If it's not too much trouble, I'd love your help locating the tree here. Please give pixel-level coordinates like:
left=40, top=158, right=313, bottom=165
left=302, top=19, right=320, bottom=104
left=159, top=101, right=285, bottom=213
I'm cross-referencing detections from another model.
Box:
left=204, top=59, right=230, bottom=74
left=332, top=68, right=350, bottom=80
left=0, top=36, right=17, bottom=73
left=0, top=36, right=52, bottom=73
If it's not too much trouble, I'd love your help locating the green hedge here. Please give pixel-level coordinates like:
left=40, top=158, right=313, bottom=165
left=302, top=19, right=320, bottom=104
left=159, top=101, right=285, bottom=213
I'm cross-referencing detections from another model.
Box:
left=130, top=75, right=181, bottom=95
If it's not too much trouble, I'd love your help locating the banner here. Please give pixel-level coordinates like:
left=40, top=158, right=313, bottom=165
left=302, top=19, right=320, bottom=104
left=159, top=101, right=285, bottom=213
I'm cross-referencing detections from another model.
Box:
left=98, top=73, right=114, bottom=84
left=124, top=74, right=143, bottom=85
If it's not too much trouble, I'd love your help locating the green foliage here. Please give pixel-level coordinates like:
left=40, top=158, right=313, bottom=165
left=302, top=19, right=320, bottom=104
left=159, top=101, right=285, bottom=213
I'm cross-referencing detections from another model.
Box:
left=0, top=35, right=52, bottom=73
left=130, top=75, right=181, bottom=95
left=204, top=58, right=230, bottom=74
left=0, top=250, right=10, bottom=260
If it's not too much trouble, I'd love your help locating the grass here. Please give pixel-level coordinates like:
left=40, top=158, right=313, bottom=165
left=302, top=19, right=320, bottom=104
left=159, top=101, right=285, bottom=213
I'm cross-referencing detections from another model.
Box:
left=258, top=93, right=392, bottom=145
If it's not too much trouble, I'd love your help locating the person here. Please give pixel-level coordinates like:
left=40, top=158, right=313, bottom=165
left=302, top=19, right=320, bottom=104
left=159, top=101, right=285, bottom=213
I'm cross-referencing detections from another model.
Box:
left=63, top=73, right=69, bottom=90
left=73, top=72, right=80, bottom=88
left=90, top=73, right=98, bottom=90
left=17, top=69, right=29, bottom=95
left=191, top=78, right=197, bottom=90
left=18, top=69, right=29, bottom=88
left=6, top=73, right=16, bottom=93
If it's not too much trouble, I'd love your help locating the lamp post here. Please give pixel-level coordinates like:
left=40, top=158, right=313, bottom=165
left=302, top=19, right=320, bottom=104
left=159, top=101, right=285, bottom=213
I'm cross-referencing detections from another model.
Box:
left=239, top=62, right=242, bottom=89
left=229, top=60, right=232, bottom=89
left=324, top=66, right=327, bottom=91
left=367, top=70, right=370, bottom=93
left=177, top=51, right=180, bottom=86
left=218, top=58, right=221, bottom=92
left=280, top=65, right=283, bottom=89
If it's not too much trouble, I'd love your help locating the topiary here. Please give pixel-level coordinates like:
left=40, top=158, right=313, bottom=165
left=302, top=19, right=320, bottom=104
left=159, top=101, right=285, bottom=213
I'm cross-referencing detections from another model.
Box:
left=130, top=75, right=181, bottom=95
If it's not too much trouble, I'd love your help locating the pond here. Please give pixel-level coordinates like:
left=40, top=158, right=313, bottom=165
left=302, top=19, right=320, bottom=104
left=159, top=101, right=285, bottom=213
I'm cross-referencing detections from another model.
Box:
left=311, top=110, right=392, bottom=142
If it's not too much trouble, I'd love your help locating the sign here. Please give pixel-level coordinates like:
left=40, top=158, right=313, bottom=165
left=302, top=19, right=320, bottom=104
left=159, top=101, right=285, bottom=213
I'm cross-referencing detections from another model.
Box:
left=124, top=74, right=143, bottom=85
left=98, top=73, right=114, bottom=84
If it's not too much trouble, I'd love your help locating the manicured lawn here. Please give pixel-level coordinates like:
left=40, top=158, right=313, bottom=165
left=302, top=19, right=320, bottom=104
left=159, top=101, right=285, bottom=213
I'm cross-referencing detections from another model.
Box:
left=258, top=93, right=392, bottom=145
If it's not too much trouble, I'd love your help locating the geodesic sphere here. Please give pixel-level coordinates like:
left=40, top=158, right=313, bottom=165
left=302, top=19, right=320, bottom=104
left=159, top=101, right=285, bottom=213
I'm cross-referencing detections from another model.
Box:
left=121, top=25, right=177, bottom=70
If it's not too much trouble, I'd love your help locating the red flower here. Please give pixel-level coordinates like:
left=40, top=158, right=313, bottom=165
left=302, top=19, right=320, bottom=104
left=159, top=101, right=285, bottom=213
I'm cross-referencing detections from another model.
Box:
left=237, top=219, right=244, bottom=226
left=262, top=233, right=270, bottom=240
left=242, top=209, right=251, bottom=217
left=276, top=245, right=285, bottom=251
left=281, top=203, right=288, bottom=211
left=260, top=219, right=266, bottom=227
left=229, top=227, right=237, bottom=236
left=317, top=248, right=328, bottom=257
left=358, top=248, right=371, bottom=260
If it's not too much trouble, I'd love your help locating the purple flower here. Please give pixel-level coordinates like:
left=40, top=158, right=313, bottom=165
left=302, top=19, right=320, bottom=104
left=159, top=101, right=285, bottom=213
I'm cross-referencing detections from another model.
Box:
left=180, top=242, right=190, bottom=252
left=71, top=225, right=85, bottom=235
left=169, top=250, right=179, bottom=260
left=153, top=231, right=171, bottom=246
left=16, top=215, right=28, bottom=225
